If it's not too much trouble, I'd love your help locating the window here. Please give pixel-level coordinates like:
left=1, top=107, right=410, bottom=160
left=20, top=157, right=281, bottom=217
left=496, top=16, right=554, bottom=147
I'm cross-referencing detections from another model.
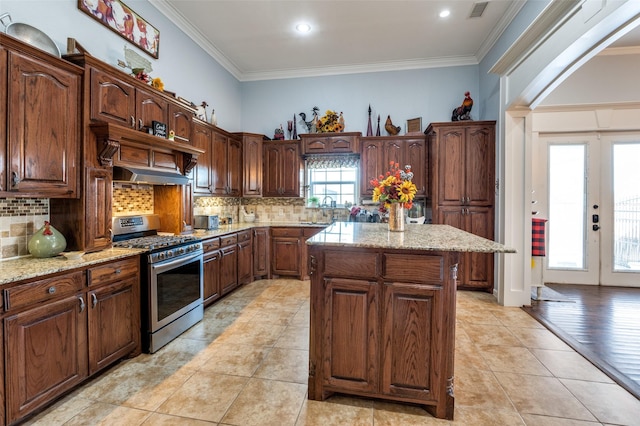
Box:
left=305, top=155, right=359, bottom=207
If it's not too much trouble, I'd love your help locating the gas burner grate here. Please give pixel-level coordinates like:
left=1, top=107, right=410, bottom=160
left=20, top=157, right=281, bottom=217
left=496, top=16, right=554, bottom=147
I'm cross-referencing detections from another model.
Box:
left=113, top=235, right=201, bottom=250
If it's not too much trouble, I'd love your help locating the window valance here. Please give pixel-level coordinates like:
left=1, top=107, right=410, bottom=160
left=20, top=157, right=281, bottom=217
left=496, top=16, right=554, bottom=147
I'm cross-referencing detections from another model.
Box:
left=304, top=154, right=360, bottom=169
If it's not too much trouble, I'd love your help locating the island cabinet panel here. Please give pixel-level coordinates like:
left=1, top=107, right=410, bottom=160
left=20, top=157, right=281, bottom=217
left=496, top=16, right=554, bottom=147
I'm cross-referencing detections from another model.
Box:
left=381, top=283, right=440, bottom=402
left=323, top=278, right=378, bottom=393
left=309, top=246, right=456, bottom=420
left=5, top=294, right=88, bottom=424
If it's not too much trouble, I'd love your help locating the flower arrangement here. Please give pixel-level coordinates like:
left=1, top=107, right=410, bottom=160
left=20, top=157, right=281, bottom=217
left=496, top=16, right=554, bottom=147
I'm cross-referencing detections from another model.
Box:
left=131, top=68, right=164, bottom=91
left=316, top=109, right=345, bottom=133
left=370, top=161, right=417, bottom=212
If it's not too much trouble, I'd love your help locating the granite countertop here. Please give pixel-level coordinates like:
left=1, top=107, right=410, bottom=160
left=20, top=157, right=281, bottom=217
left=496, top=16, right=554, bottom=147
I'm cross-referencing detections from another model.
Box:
left=306, top=222, right=516, bottom=253
left=0, top=248, right=145, bottom=285
left=191, top=221, right=331, bottom=239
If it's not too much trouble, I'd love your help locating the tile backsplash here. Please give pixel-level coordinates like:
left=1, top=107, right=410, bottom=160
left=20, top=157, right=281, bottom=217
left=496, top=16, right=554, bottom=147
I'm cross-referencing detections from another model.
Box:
left=0, top=198, right=49, bottom=260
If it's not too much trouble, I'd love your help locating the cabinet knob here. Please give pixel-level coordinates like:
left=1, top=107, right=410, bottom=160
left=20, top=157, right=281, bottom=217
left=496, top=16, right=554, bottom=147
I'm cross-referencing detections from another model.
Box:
left=11, top=171, right=19, bottom=188
left=48, top=286, right=56, bottom=294
left=114, top=268, right=121, bottom=274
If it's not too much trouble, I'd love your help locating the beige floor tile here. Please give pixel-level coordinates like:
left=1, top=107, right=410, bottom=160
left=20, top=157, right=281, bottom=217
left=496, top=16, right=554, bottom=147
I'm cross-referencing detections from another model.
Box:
left=508, top=326, right=573, bottom=351
left=63, top=402, right=152, bottom=426
left=221, top=378, right=307, bottom=426
left=197, top=342, right=271, bottom=376
left=520, top=414, right=602, bottom=425
left=493, top=308, right=546, bottom=328
left=24, top=396, right=95, bottom=425
left=156, top=371, right=248, bottom=423
left=561, top=378, right=640, bottom=425
left=141, top=412, right=217, bottom=425
left=494, top=372, right=597, bottom=421
left=275, top=325, right=310, bottom=350
left=372, top=400, right=445, bottom=425
left=254, top=347, right=309, bottom=383
left=456, top=309, right=502, bottom=326
left=463, top=323, right=522, bottom=346
left=296, top=396, right=373, bottom=426
left=530, top=349, right=613, bottom=383
left=215, top=319, right=287, bottom=346
left=477, top=345, right=552, bottom=376
left=454, top=366, right=517, bottom=410
left=447, top=406, right=526, bottom=425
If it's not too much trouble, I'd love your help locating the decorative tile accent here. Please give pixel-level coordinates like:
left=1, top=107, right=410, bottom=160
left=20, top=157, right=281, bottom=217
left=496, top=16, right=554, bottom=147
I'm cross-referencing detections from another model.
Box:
left=0, top=198, right=49, bottom=260
left=113, top=186, right=154, bottom=215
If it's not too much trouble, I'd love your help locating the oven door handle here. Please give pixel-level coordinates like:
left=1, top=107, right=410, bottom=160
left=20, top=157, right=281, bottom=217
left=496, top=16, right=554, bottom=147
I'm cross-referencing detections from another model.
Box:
left=150, top=251, right=203, bottom=274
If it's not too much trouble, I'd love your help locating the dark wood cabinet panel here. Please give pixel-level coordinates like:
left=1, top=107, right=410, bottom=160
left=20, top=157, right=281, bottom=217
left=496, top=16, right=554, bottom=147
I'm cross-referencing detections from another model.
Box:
left=360, top=136, right=426, bottom=197
left=89, top=66, right=136, bottom=127
left=253, top=227, right=270, bottom=279
left=5, top=294, right=88, bottom=424
left=220, top=245, right=238, bottom=295
left=300, top=132, right=360, bottom=154
left=6, top=50, right=80, bottom=197
left=85, top=167, right=113, bottom=251
left=238, top=133, right=263, bottom=197
left=238, top=236, right=253, bottom=285
left=427, top=121, right=496, bottom=292
left=168, top=103, right=194, bottom=144
left=271, top=237, right=301, bottom=277
left=192, top=120, right=213, bottom=194
left=323, top=278, right=379, bottom=393
left=203, top=241, right=221, bottom=306
left=263, top=142, right=300, bottom=197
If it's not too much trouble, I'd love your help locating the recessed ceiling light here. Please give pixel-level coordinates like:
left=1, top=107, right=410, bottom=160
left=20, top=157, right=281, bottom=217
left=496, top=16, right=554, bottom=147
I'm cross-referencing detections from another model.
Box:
left=296, top=23, right=311, bottom=33
left=439, top=10, right=450, bottom=18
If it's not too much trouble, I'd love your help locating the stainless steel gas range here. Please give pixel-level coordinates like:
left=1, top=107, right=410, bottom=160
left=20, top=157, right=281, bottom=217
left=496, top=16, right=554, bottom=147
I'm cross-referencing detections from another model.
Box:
left=112, top=215, right=203, bottom=353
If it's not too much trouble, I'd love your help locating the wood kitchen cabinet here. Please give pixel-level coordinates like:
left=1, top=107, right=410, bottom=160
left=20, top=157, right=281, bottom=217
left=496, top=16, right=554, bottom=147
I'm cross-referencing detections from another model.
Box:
left=360, top=136, right=426, bottom=197
left=4, top=271, right=88, bottom=424
left=308, top=246, right=456, bottom=420
left=203, top=237, right=222, bottom=306
left=2, top=256, right=141, bottom=425
left=192, top=119, right=213, bottom=195
left=253, top=227, right=270, bottom=279
left=236, top=132, right=264, bottom=197
left=263, top=142, right=300, bottom=197
left=427, top=121, right=496, bottom=292
left=271, top=226, right=324, bottom=279
left=220, top=234, right=239, bottom=295
left=1, top=34, right=81, bottom=197
left=87, top=257, right=141, bottom=374
left=300, top=132, right=361, bottom=155
left=154, top=181, right=194, bottom=235
left=237, top=230, right=253, bottom=285
left=194, top=125, right=242, bottom=196
left=168, top=103, right=194, bottom=144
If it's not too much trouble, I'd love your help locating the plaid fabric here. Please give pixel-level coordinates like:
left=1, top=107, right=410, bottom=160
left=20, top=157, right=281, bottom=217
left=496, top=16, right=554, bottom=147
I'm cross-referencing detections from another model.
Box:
left=532, top=218, right=548, bottom=257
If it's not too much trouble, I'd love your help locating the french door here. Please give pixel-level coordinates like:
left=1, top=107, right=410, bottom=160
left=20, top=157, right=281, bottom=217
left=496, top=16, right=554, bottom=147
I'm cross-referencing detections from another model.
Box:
left=540, top=133, right=640, bottom=287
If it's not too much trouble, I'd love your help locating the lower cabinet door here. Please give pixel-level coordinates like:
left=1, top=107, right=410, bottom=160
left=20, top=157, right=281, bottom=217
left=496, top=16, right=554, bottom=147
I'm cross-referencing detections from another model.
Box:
left=381, top=282, right=442, bottom=402
left=5, top=295, right=88, bottom=423
left=220, top=246, right=238, bottom=295
left=324, top=278, right=378, bottom=393
left=237, top=240, right=252, bottom=285
left=88, top=277, right=139, bottom=374
left=203, top=249, right=221, bottom=305
left=271, top=237, right=301, bottom=277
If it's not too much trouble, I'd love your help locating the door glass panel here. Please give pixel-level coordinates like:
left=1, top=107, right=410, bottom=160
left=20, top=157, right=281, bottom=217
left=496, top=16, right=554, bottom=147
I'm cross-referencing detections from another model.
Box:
left=548, top=144, right=586, bottom=269
left=613, top=143, right=640, bottom=272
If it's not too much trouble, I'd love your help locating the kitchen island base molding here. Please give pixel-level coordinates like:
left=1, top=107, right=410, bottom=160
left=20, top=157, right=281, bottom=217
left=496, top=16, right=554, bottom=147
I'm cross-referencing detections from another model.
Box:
left=307, top=246, right=458, bottom=420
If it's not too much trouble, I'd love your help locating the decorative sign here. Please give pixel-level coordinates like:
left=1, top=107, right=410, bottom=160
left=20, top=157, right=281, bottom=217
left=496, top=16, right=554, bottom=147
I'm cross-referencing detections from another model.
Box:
left=152, top=121, right=167, bottom=138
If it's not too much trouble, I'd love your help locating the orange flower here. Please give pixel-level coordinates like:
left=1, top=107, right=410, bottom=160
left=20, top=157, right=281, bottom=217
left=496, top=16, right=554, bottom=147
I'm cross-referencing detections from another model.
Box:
left=369, top=162, right=417, bottom=212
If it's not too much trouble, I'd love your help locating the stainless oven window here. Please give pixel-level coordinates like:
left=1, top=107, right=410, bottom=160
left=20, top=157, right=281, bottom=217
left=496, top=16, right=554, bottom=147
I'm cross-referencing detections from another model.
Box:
left=150, top=252, right=203, bottom=330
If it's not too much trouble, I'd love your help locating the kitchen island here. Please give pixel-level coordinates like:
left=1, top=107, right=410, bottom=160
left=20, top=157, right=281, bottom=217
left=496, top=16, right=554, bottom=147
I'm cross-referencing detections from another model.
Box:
left=306, top=222, right=514, bottom=420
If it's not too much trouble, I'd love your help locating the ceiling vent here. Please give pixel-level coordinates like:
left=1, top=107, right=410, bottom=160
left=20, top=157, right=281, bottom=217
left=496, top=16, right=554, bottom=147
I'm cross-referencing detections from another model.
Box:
left=469, top=2, right=488, bottom=18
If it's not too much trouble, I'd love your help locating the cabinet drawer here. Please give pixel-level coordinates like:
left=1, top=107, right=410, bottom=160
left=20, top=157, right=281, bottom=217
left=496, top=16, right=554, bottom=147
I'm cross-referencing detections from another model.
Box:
left=4, top=271, right=84, bottom=311
left=88, top=257, right=139, bottom=287
left=323, top=250, right=378, bottom=279
left=383, top=253, right=444, bottom=284
left=220, top=234, right=238, bottom=247
left=271, top=228, right=302, bottom=238
left=237, top=230, right=251, bottom=242
left=203, top=237, right=220, bottom=252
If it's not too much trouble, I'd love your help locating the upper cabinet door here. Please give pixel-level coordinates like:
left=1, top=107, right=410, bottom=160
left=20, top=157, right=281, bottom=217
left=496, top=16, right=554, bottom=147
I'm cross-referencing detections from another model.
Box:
left=192, top=121, right=213, bottom=195
left=6, top=51, right=80, bottom=197
left=89, top=67, right=135, bottom=127
left=464, top=126, right=495, bottom=206
left=435, top=128, right=466, bottom=205
left=406, top=139, right=426, bottom=196
left=168, top=103, right=193, bottom=144
left=135, top=86, right=168, bottom=132
left=360, top=139, right=384, bottom=196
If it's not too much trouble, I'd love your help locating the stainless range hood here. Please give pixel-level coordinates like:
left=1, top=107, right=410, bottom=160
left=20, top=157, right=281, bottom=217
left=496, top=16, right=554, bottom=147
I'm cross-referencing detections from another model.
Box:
left=113, top=166, right=190, bottom=185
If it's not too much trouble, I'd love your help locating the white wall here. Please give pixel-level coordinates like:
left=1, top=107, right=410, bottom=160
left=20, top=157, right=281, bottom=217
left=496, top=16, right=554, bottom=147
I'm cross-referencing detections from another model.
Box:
left=240, top=66, right=480, bottom=137
left=2, top=0, right=243, bottom=131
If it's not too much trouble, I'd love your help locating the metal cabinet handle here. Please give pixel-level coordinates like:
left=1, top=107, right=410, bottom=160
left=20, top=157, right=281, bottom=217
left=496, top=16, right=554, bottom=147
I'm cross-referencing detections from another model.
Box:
left=114, top=268, right=122, bottom=274
left=79, top=296, right=86, bottom=313
left=130, top=116, right=135, bottom=128
left=138, top=119, right=143, bottom=130
left=48, top=286, right=56, bottom=294
left=91, top=293, right=98, bottom=308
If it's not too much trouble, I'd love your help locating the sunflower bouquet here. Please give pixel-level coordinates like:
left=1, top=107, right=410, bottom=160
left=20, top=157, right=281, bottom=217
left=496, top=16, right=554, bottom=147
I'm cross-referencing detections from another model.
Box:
left=370, top=161, right=417, bottom=212
left=316, top=109, right=345, bottom=133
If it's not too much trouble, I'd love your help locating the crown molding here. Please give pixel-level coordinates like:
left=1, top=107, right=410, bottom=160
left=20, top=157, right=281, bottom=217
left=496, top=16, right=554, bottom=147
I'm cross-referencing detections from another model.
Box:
left=476, top=0, right=527, bottom=63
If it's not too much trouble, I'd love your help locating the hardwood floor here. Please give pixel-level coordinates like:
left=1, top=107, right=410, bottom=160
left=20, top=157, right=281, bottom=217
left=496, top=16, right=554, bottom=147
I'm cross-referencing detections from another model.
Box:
left=523, top=284, right=640, bottom=400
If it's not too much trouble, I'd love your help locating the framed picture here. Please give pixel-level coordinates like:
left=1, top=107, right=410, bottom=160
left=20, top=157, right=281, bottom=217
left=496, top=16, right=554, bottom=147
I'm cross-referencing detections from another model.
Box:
left=78, top=0, right=160, bottom=58
left=406, top=117, right=422, bottom=135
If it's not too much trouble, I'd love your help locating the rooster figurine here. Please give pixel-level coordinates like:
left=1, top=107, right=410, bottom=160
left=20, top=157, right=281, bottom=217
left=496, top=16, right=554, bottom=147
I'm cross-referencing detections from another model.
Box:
left=384, top=115, right=401, bottom=135
left=452, top=91, right=473, bottom=121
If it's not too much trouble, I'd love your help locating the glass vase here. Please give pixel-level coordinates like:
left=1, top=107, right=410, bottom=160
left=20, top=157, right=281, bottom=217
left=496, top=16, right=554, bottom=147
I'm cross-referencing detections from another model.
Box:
left=388, top=203, right=405, bottom=232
